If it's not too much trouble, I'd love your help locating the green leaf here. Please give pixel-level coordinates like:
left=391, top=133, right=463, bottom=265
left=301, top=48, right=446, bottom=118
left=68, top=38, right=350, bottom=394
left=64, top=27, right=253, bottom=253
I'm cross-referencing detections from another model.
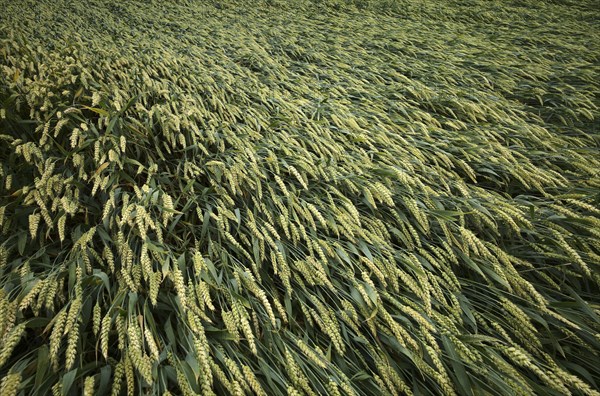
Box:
left=363, top=282, right=378, bottom=305
left=81, top=105, right=109, bottom=117
left=350, top=371, right=372, bottom=381
left=17, top=231, right=27, bottom=255
left=97, top=365, right=113, bottom=395
left=92, top=270, right=111, bottom=292
left=105, top=115, right=120, bottom=136
left=62, top=369, right=78, bottom=396
left=442, top=334, right=472, bottom=395
left=358, top=240, right=374, bottom=262
left=34, top=345, right=50, bottom=390
left=336, top=246, right=352, bottom=265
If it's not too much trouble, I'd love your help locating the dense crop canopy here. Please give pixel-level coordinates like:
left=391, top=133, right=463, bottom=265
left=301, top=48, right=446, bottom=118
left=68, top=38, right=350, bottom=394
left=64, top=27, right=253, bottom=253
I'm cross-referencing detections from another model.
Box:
left=1, top=0, right=599, bottom=395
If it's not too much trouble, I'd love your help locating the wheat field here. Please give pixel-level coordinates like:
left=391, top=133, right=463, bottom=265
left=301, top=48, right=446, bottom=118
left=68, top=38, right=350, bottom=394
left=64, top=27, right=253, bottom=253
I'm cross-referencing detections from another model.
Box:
left=0, top=0, right=599, bottom=395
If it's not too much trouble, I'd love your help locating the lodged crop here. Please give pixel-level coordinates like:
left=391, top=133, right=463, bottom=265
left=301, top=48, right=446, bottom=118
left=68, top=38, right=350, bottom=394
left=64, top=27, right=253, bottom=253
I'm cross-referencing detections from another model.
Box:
left=1, top=0, right=599, bottom=395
